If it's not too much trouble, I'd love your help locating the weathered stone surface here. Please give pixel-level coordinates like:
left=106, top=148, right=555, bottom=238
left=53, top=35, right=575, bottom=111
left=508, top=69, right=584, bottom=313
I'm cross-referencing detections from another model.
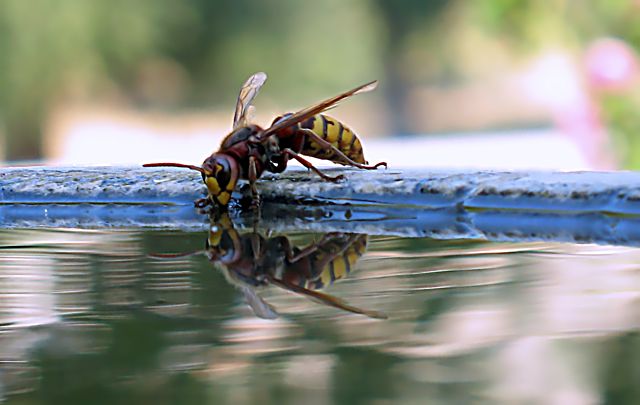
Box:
left=0, top=166, right=200, bottom=203
left=2, top=166, right=640, bottom=246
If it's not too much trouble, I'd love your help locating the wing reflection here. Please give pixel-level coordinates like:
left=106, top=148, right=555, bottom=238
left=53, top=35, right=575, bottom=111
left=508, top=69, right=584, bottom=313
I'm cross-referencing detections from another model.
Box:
left=154, top=213, right=387, bottom=320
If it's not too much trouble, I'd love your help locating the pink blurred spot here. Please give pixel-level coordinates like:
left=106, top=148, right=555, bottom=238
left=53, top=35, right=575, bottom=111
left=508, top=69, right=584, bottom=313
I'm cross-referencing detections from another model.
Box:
left=585, top=38, right=639, bottom=91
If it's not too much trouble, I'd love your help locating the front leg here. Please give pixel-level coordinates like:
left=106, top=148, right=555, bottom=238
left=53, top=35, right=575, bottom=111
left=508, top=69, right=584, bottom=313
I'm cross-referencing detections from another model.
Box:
left=248, top=156, right=262, bottom=208
left=248, top=156, right=263, bottom=228
left=195, top=196, right=226, bottom=216
left=195, top=197, right=212, bottom=210
left=250, top=232, right=263, bottom=264
left=266, top=154, right=287, bottom=173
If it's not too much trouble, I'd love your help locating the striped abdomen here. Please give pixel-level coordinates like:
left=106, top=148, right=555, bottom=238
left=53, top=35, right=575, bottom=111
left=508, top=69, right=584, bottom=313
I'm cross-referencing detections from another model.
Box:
left=299, top=114, right=367, bottom=164
left=304, top=234, right=368, bottom=290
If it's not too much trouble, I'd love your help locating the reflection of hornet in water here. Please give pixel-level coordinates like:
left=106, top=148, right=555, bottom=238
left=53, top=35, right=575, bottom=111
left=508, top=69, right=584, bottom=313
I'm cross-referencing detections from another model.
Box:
left=153, top=214, right=386, bottom=320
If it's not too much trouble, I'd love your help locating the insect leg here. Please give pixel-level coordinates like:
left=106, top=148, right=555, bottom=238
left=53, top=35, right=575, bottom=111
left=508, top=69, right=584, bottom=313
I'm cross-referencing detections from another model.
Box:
left=282, top=148, right=345, bottom=182
left=286, top=233, right=342, bottom=263
left=248, top=156, right=262, bottom=206
left=248, top=156, right=262, bottom=228
left=266, top=274, right=387, bottom=319
left=240, top=286, right=279, bottom=320
left=299, top=129, right=387, bottom=169
left=250, top=232, right=263, bottom=263
left=195, top=198, right=211, bottom=208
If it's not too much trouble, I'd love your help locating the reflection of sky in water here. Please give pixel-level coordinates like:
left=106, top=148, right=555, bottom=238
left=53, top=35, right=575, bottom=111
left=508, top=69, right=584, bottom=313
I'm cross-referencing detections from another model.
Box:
left=0, top=229, right=638, bottom=403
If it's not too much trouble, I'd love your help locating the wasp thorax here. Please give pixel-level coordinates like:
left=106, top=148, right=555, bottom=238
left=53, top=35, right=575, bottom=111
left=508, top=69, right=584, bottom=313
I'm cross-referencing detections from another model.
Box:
left=271, top=114, right=296, bottom=137
left=201, top=153, right=239, bottom=207
left=220, top=125, right=262, bottom=149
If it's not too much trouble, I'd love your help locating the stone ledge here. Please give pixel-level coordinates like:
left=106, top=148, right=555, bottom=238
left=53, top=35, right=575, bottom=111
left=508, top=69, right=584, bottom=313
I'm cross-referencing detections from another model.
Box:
left=2, top=166, right=640, bottom=246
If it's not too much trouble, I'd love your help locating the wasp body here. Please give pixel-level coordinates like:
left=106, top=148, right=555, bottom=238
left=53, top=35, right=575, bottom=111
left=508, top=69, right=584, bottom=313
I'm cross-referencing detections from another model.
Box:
left=144, top=72, right=386, bottom=211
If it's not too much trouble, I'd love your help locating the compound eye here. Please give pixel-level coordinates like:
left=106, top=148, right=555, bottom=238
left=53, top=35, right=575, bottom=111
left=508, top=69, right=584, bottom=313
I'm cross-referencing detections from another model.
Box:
left=214, top=161, right=232, bottom=190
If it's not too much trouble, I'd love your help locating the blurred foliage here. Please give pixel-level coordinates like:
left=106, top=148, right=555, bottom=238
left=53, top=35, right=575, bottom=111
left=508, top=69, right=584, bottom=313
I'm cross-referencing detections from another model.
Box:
left=0, top=0, right=385, bottom=159
left=473, top=0, right=640, bottom=169
left=602, top=94, right=640, bottom=169
left=2, top=0, right=640, bottom=167
left=472, top=0, right=640, bottom=49
left=371, top=0, right=449, bottom=134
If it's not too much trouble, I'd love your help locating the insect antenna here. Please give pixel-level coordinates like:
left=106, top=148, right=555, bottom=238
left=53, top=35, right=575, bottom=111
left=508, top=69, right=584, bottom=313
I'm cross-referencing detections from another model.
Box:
left=142, top=162, right=205, bottom=174
left=148, top=250, right=205, bottom=259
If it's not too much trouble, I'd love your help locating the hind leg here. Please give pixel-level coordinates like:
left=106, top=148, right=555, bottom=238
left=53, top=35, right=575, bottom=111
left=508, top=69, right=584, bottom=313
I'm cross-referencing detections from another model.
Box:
left=282, top=148, right=345, bottom=182
left=300, top=129, right=387, bottom=169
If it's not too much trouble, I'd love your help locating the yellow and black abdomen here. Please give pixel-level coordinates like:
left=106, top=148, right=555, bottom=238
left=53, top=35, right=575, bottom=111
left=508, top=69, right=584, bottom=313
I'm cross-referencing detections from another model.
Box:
left=305, top=234, right=368, bottom=290
left=299, top=114, right=367, bottom=164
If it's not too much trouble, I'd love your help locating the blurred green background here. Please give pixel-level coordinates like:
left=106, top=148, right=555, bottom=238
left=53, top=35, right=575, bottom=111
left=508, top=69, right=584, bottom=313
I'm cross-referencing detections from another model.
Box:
left=1, top=0, right=639, bottom=168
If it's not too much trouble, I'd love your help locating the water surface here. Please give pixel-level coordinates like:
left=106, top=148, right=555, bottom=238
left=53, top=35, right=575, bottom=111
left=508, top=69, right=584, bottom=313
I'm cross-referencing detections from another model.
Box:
left=0, top=227, right=639, bottom=404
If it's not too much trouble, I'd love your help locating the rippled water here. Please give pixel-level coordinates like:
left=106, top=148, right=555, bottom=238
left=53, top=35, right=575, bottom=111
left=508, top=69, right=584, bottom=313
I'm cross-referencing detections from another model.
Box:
left=1, top=225, right=639, bottom=404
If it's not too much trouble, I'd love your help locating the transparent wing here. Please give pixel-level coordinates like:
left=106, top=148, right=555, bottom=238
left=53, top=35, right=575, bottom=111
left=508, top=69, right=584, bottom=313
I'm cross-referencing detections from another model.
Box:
left=266, top=275, right=387, bottom=319
left=233, top=72, right=268, bottom=129
left=240, top=286, right=279, bottom=320
left=259, top=80, right=377, bottom=140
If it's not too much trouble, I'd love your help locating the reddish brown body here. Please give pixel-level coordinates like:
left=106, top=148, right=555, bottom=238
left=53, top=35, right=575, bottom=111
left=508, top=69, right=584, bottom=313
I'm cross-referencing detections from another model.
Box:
left=217, top=124, right=269, bottom=180
left=143, top=72, right=386, bottom=211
